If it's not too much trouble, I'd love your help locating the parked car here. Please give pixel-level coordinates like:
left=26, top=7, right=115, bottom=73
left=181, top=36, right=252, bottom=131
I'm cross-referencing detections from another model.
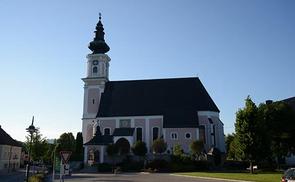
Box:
left=282, top=168, right=295, bottom=182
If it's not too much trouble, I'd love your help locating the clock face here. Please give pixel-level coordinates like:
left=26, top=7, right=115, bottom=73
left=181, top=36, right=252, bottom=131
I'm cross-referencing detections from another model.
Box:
left=93, top=60, right=98, bottom=65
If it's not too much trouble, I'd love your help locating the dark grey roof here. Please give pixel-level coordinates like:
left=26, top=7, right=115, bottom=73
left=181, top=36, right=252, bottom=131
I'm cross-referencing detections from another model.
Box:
left=84, top=135, right=113, bottom=146
left=281, top=97, right=295, bottom=111
left=0, top=126, right=22, bottom=147
left=84, top=128, right=113, bottom=146
left=113, top=128, right=135, bottom=136
left=97, top=77, right=219, bottom=128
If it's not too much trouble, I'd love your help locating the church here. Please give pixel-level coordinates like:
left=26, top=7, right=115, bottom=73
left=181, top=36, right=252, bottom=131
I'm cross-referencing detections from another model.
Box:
left=82, top=15, right=225, bottom=164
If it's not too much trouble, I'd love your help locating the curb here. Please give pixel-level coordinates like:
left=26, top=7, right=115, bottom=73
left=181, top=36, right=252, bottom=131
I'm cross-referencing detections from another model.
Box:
left=170, top=174, right=254, bottom=182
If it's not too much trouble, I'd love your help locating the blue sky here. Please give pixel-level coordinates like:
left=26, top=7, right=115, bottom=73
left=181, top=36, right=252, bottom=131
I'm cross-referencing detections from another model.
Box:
left=0, top=0, right=294, bottom=141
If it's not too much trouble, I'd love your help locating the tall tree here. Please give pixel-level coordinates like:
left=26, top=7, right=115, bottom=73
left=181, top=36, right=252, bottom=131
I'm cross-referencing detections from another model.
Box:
left=259, top=101, right=295, bottom=166
left=235, top=96, right=266, bottom=173
left=132, top=141, right=148, bottom=168
left=57, top=132, right=76, bottom=153
left=107, top=144, right=119, bottom=172
left=225, top=134, right=239, bottom=160
left=74, top=132, right=84, bottom=161
left=25, top=129, right=48, bottom=162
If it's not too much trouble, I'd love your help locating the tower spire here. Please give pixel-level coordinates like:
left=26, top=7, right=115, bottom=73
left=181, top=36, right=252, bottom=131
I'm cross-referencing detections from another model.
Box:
left=88, top=13, right=110, bottom=54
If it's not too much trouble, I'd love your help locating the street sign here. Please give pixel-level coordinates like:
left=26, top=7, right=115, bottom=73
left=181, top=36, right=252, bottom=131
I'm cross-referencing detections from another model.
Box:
left=60, top=151, right=72, bottom=164
left=60, top=164, right=70, bottom=175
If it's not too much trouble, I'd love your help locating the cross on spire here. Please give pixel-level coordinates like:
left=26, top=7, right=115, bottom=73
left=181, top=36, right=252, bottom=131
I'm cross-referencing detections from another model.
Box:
left=99, top=13, right=102, bottom=21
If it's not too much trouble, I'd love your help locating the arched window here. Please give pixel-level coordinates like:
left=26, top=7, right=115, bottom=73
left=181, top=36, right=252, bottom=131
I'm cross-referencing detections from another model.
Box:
left=136, top=128, right=142, bottom=141
left=92, top=66, right=98, bottom=75
left=152, top=127, right=159, bottom=141
left=104, top=128, right=111, bottom=135
left=171, top=132, right=178, bottom=140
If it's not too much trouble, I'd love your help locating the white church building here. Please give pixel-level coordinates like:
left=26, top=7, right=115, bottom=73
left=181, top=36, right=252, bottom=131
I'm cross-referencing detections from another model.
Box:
left=82, top=15, right=225, bottom=164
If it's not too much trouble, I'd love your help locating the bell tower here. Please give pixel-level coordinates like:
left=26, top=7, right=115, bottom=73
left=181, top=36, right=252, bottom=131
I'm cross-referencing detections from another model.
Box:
left=82, top=14, right=111, bottom=143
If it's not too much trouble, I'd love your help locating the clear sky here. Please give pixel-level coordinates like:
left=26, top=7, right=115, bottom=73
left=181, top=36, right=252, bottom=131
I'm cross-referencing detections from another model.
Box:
left=0, top=0, right=294, bottom=142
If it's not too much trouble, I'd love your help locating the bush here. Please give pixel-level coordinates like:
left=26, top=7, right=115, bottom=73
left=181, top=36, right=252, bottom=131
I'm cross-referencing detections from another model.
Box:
left=132, top=141, right=147, bottom=157
left=97, top=163, right=113, bottom=172
left=28, top=174, right=44, bottom=182
left=119, top=161, right=143, bottom=172
left=170, top=155, right=211, bottom=172
left=223, top=160, right=249, bottom=170
left=193, top=160, right=211, bottom=171
left=152, top=139, right=167, bottom=154
left=146, top=159, right=169, bottom=171
left=173, top=144, right=184, bottom=156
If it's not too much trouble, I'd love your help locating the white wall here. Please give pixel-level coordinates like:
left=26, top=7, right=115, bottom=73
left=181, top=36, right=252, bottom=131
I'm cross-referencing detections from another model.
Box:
left=0, top=145, right=21, bottom=171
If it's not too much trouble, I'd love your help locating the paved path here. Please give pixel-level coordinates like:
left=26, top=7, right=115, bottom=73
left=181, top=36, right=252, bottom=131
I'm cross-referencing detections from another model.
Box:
left=59, top=172, right=231, bottom=182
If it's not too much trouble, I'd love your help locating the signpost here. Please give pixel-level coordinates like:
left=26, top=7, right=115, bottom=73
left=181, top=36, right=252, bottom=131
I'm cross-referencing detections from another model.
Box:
left=59, top=151, right=72, bottom=182
left=60, top=151, right=72, bottom=164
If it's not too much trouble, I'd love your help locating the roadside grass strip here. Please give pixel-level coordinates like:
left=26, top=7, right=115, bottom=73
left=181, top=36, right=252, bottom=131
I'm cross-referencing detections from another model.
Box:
left=171, top=174, right=252, bottom=182
left=173, top=172, right=282, bottom=182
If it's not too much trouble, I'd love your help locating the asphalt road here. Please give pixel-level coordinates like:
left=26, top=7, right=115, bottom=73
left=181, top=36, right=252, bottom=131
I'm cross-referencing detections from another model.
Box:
left=60, top=173, right=230, bottom=182
left=0, top=170, right=25, bottom=182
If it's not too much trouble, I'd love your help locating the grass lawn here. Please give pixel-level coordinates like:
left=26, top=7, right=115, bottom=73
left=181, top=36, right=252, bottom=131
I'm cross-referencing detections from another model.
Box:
left=178, top=172, right=282, bottom=182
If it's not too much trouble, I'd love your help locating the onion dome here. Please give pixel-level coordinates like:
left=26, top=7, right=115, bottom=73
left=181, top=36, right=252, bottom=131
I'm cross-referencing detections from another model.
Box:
left=88, top=13, right=110, bottom=54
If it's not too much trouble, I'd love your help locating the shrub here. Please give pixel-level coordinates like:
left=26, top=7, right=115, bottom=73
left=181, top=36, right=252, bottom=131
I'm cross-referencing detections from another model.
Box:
left=223, top=160, right=249, bottom=170
left=119, top=161, right=143, bottom=172
left=97, top=163, right=113, bottom=172
left=190, top=140, right=204, bottom=159
left=170, top=155, right=211, bottom=172
left=173, top=144, right=184, bottom=156
left=28, top=174, right=44, bottom=182
left=132, top=141, right=147, bottom=158
left=193, top=160, right=211, bottom=171
left=208, top=147, right=222, bottom=165
left=152, top=139, right=167, bottom=154
left=146, top=159, right=169, bottom=171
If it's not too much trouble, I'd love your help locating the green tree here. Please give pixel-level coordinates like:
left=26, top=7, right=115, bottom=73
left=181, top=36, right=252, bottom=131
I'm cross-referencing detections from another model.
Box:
left=173, top=144, right=183, bottom=156
left=132, top=141, right=147, bottom=168
left=25, top=129, right=49, bottom=162
left=225, top=133, right=240, bottom=160
left=57, top=132, right=75, bottom=152
left=132, top=141, right=147, bottom=157
left=259, top=101, right=295, bottom=167
left=190, top=140, right=204, bottom=160
left=226, top=134, right=239, bottom=160
left=43, top=142, right=55, bottom=164
left=74, top=132, right=83, bottom=161
left=106, top=144, right=119, bottom=172
left=235, top=96, right=267, bottom=173
left=152, top=138, right=167, bottom=154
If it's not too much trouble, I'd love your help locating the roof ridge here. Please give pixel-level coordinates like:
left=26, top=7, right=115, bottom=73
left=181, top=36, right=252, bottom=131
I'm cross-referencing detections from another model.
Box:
left=282, top=96, right=295, bottom=101
left=108, top=76, right=199, bottom=83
